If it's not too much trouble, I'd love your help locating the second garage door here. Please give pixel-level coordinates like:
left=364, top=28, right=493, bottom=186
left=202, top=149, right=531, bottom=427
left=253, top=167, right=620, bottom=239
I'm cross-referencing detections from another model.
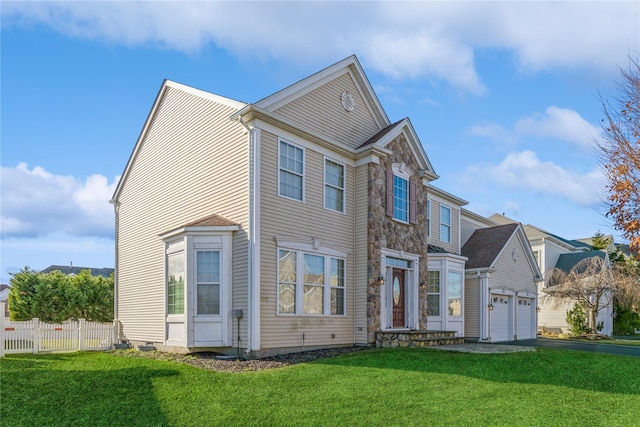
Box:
left=517, top=297, right=535, bottom=339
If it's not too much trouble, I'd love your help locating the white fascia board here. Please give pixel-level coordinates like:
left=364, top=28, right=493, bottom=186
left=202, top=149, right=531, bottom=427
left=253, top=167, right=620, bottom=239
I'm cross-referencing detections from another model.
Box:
left=165, top=80, right=247, bottom=110
left=427, top=184, right=469, bottom=207
left=159, top=225, right=239, bottom=240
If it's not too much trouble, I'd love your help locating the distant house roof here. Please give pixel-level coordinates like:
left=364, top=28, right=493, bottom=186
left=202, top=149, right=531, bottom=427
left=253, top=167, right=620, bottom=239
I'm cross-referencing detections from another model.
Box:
left=462, top=223, right=519, bottom=269
left=39, top=265, right=114, bottom=278
left=554, top=251, right=607, bottom=274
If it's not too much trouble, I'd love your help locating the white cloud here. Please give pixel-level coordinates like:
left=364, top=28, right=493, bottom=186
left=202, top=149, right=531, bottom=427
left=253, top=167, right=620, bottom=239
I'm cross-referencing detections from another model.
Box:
left=3, top=2, right=637, bottom=94
left=467, top=123, right=517, bottom=145
left=463, top=151, right=605, bottom=207
left=0, top=163, right=119, bottom=238
left=515, top=106, right=602, bottom=149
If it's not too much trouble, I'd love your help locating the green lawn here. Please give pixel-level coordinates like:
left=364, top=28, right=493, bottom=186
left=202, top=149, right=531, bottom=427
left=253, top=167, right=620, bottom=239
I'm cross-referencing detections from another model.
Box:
left=1, top=348, right=639, bottom=426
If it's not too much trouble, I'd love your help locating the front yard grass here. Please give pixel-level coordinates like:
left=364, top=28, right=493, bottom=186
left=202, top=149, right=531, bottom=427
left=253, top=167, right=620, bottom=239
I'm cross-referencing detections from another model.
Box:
left=1, top=347, right=639, bottom=426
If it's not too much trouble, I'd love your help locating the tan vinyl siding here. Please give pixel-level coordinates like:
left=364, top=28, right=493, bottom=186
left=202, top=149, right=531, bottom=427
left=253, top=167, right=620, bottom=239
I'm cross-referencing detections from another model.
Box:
left=461, top=218, right=480, bottom=247
left=117, top=86, right=249, bottom=344
left=354, top=164, right=369, bottom=344
left=490, top=236, right=538, bottom=293
left=259, top=130, right=356, bottom=349
left=464, top=276, right=481, bottom=338
left=274, top=73, right=380, bottom=148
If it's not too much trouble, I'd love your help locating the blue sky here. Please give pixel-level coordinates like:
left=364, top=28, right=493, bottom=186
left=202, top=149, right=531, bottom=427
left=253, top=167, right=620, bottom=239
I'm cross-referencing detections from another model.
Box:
left=1, top=1, right=639, bottom=283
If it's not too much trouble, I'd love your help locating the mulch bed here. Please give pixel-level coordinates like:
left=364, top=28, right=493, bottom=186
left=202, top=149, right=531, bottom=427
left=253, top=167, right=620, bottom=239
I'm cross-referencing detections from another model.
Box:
left=111, top=346, right=371, bottom=373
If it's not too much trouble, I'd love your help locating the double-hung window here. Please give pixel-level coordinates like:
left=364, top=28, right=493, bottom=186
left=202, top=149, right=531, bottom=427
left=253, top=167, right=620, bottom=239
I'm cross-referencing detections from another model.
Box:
left=196, top=250, right=220, bottom=315
left=279, top=140, right=304, bottom=201
left=386, top=164, right=417, bottom=224
left=278, top=249, right=346, bottom=316
left=427, top=271, right=440, bottom=316
left=440, top=205, right=451, bottom=243
left=324, top=158, right=345, bottom=212
left=393, top=175, right=408, bottom=222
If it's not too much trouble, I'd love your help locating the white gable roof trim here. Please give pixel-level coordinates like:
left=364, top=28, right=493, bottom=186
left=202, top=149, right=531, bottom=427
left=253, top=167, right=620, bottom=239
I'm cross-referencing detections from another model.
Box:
left=254, top=55, right=389, bottom=129
left=111, top=80, right=246, bottom=201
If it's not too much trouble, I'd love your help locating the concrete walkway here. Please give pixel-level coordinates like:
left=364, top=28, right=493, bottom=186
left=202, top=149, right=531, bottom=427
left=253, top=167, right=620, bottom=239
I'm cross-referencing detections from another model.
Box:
left=434, top=343, right=535, bottom=354
left=434, top=338, right=640, bottom=357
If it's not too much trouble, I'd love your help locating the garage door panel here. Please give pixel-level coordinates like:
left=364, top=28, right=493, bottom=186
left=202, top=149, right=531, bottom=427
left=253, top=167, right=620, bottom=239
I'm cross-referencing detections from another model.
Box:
left=517, top=298, right=534, bottom=340
left=490, top=295, right=511, bottom=342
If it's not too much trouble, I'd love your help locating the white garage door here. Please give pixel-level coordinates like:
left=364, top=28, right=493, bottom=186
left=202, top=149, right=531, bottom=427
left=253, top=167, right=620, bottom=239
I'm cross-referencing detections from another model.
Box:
left=517, top=298, right=534, bottom=340
left=490, top=295, right=511, bottom=342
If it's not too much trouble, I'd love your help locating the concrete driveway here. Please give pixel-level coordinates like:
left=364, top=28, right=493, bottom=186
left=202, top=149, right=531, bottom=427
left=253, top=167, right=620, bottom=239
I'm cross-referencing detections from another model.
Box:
left=502, top=337, right=640, bottom=357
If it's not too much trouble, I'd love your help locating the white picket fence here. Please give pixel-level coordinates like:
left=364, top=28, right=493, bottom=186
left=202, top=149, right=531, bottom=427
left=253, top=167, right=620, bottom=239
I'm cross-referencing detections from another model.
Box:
left=1, top=303, right=115, bottom=357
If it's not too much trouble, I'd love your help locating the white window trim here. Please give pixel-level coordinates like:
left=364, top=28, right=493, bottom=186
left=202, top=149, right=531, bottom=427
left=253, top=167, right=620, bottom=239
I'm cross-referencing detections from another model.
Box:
left=426, top=270, right=440, bottom=317
left=323, top=156, right=346, bottom=214
left=379, top=248, right=420, bottom=330
left=440, top=204, right=452, bottom=243
left=426, top=198, right=431, bottom=238
left=278, top=139, right=305, bottom=203
left=390, top=163, right=414, bottom=224
left=276, top=242, right=347, bottom=317
left=447, top=270, right=464, bottom=318
left=194, top=249, right=221, bottom=316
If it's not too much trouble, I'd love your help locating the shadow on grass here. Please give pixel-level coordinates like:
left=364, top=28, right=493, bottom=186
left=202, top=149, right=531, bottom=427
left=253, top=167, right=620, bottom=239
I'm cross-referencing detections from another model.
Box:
left=315, top=347, right=640, bottom=395
left=1, top=353, right=178, bottom=427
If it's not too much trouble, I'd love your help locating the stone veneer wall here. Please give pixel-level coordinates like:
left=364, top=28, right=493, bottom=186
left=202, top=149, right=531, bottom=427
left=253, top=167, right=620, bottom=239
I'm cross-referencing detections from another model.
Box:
left=367, top=134, right=430, bottom=343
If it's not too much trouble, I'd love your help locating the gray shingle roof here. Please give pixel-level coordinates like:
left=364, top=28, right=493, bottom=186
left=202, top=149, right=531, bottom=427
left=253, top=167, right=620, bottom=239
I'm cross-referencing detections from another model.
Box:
left=39, top=265, right=114, bottom=278
left=357, top=119, right=404, bottom=149
left=461, top=223, right=519, bottom=269
left=554, top=251, right=607, bottom=273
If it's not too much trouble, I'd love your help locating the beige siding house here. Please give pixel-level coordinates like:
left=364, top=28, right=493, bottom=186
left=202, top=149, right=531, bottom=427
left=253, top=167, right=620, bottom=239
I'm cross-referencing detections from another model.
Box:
left=112, top=55, right=543, bottom=356
left=489, top=214, right=614, bottom=336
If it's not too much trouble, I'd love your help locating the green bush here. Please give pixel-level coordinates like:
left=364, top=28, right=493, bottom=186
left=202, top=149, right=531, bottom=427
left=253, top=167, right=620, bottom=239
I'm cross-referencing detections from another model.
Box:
left=566, top=303, right=591, bottom=335
left=613, top=305, right=640, bottom=335
left=8, top=267, right=113, bottom=323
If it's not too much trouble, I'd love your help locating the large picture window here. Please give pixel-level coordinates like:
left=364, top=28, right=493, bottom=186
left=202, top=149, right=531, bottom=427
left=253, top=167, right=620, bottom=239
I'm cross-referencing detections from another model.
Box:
left=427, top=271, right=440, bottom=316
left=278, top=249, right=346, bottom=316
left=279, top=140, right=304, bottom=201
left=196, top=250, right=220, bottom=315
left=440, top=205, right=451, bottom=243
left=167, top=252, right=185, bottom=315
left=324, top=159, right=345, bottom=212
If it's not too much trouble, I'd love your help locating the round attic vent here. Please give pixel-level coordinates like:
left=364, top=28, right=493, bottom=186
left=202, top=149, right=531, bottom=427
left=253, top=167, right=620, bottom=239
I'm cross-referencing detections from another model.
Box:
left=341, top=91, right=355, bottom=112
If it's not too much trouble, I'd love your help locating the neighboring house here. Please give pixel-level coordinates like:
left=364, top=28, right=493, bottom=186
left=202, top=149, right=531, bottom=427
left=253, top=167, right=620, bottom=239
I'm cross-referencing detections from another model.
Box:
left=40, top=265, right=114, bottom=278
left=0, top=284, right=10, bottom=318
left=112, top=55, right=539, bottom=356
left=488, top=214, right=614, bottom=336
left=459, top=209, right=542, bottom=342
left=461, top=223, right=542, bottom=341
